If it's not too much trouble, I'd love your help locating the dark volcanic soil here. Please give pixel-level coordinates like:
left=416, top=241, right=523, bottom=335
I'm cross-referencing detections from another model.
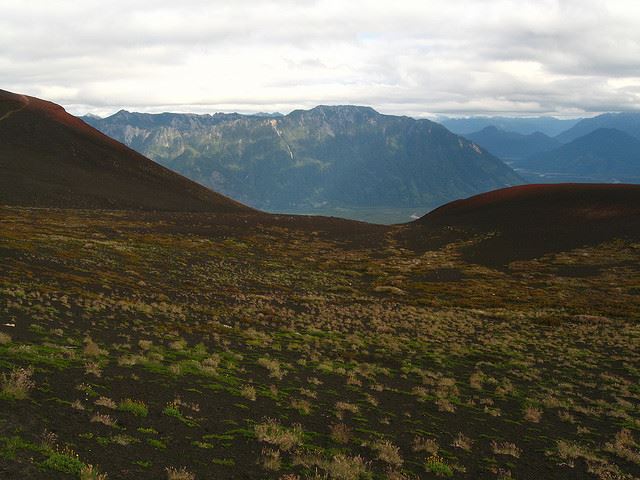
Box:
left=412, top=183, right=640, bottom=265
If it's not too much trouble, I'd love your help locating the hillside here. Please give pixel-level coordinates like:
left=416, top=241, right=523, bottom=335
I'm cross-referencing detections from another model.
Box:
left=83, top=106, right=523, bottom=220
left=2, top=190, right=640, bottom=479
left=415, top=183, right=640, bottom=264
left=463, top=126, right=561, bottom=163
left=519, top=128, right=640, bottom=182
left=0, top=90, right=251, bottom=213
left=556, top=112, right=640, bottom=143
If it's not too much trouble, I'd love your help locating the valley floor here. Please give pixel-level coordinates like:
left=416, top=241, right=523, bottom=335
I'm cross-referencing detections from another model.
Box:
left=0, top=206, right=639, bottom=480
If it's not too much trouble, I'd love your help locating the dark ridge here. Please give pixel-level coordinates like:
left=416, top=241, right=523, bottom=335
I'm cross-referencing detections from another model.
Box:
left=0, top=89, right=253, bottom=213
left=412, top=183, right=640, bottom=266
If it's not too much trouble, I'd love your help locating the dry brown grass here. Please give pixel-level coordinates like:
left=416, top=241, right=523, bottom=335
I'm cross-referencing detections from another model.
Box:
left=239, top=384, right=257, bottom=401
left=491, top=440, right=522, bottom=458
left=90, top=413, right=116, bottom=427
left=413, top=436, right=439, bottom=454
left=94, top=396, right=117, bottom=409
left=165, top=466, right=195, bottom=480
left=524, top=406, right=543, bottom=423
left=259, top=448, right=281, bottom=471
left=372, top=439, right=403, bottom=467
left=1, top=366, right=34, bottom=400
left=254, top=418, right=304, bottom=451
left=452, top=433, right=473, bottom=451
left=330, top=423, right=352, bottom=444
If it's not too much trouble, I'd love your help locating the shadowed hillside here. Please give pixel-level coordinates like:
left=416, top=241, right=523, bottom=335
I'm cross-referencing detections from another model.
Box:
left=413, top=183, right=640, bottom=265
left=0, top=90, right=251, bottom=213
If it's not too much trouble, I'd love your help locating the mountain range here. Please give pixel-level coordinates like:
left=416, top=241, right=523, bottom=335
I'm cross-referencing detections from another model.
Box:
left=440, top=116, right=580, bottom=136
left=82, top=106, right=523, bottom=222
left=459, top=112, right=640, bottom=184
left=463, top=126, right=561, bottom=163
left=556, top=112, right=640, bottom=143
left=518, top=128, right=640, bottom=182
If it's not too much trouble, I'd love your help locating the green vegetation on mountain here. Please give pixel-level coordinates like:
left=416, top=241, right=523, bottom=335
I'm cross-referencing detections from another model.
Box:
left=84, top=106, right=522, bottom=220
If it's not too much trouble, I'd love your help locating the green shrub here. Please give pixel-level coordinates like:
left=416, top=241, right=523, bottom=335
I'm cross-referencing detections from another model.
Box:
left=42, top=447, right=84, bottom=475
left=425, top=454, right=453, bottom=477
left=118, top=398, right=148, bottom=417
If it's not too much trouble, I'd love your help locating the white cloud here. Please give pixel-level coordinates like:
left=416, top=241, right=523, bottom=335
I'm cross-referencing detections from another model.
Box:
left=1, top=0, right=640, bottom=117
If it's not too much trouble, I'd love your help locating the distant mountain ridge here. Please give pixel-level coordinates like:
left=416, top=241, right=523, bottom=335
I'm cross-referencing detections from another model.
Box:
left=0, top=89, right=251, bottom=212
left=82, top=106, right=523, bottom=218
left=440, top=116, right=580, bottom=136
left=555, top=112, right=640, bottom=143
left=519, top=128, right=640, bottom=182
left=463, top=126, right=561, bottom=162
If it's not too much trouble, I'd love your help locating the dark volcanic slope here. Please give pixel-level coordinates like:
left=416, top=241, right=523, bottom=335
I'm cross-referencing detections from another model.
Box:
left=415, top=183, right=640, bottom=265
left=0, top=90, right=251, bottom=212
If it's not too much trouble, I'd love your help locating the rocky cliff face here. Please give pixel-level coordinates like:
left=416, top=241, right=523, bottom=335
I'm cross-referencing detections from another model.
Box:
left=83, top=105, right=523, bottom=214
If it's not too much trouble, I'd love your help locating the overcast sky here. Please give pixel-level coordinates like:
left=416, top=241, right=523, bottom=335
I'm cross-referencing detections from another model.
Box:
left=2, top=0, right=640, bottom=118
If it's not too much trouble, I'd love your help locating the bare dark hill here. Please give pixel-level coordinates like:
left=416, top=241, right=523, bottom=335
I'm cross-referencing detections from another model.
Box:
left=413, top=184, right=640, bottom=265
left=0, top=90, right=251, bottom=212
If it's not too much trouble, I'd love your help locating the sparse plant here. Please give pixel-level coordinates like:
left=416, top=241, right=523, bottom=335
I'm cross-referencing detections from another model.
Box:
left=330, top=423, right=352, bottom=444
left=118, top=398, right=148, bottom=417
left=452, top=432, right=473, bottom=451
left=83, top=337, right=103, bottom=357
left=240, top=384, right=257, bottom=401
left=95, top=396, right=117, bottom=409
left=435, top=398, right=455, bottom=413
left=413, top=436, right=439, bottom=454
left=80, top=464, right=108, bottom=480
left=84, top=361, right=102, bottom=377
left=335, top=401, right=359, bottom=416
left=165, top=466, right=195, bottom=480
left=491, top=440, right=522, bottom=458
left=40, top=429, right=58, bottom=451
left=605, top=428, right=640, bottom=465
left=1, top=366, right=34, bottom=399
left=372, top=439, right=403, bottom=466
left=42, top=446, right=84, bottom=475
left=259, top=448, right=281, bottom=471
left=254, top=418, right=304, bottom=451
left=90, top=413, right=116, bottom=427
left=257, top=357, right=284, bottom=380
left=324, top=454, right=368, bottom=480
left=291, top=398, right=312, bottom=415
left=524, top=406, right=543, bottom=423
left=424, top=454, right=453, bottom=477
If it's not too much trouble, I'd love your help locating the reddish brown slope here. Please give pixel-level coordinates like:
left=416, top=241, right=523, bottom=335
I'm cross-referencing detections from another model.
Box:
left=0, top=90, right=252, bottom=212
left=415, top=184, right=640, bottom=265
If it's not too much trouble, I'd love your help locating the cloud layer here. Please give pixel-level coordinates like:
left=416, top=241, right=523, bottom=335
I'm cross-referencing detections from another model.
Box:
left=2, top=0, right=640, bottom=117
